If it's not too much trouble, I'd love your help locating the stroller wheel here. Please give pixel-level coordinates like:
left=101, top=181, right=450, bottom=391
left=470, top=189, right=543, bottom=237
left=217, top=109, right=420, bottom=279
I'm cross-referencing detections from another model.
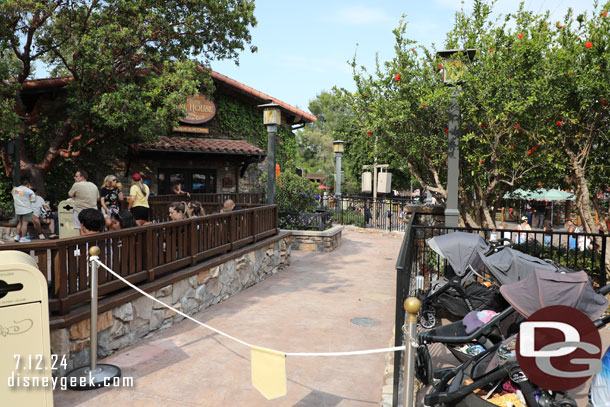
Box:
left=539, top=391, right=577, bottom=407
left=420, top=311, right=436, bottom=329
left=415, top=345, right=432, bottom=386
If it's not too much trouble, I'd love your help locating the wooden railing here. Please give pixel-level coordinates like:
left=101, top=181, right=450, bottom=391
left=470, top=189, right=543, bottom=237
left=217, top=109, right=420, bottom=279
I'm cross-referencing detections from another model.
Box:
left=0, top=205, right=278, bottom=316
left=148, top=202, right=265, bottom=223
left=148, top=192, right=261, bottom=204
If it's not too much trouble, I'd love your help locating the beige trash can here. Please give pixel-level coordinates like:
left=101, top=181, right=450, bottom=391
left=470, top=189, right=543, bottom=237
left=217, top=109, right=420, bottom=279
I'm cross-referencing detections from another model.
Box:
left=58, top=199, right=80, bottom=239
left=0, top=251, right=54, bottom=406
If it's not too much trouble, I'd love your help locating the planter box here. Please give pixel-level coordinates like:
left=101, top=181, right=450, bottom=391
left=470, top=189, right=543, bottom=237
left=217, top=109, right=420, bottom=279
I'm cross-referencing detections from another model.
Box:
left=283, top=225, right=344, bottom=252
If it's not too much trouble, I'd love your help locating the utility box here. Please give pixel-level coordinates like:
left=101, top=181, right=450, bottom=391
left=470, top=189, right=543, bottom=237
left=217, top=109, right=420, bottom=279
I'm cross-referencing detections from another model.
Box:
left=361, top=172, right=372, bottom=193
left=58, top=199, right=80, bottom=239
left=377, top=170, right=392, bottom=194
left=0, top=251, right=54, bottom=406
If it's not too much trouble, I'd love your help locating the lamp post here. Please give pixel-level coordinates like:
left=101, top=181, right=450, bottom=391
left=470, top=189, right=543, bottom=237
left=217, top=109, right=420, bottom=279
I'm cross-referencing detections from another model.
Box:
left=333, top=140, right=344, bottom=198
left=437, top=49, right=476, bottom=227
left=259, top=103, right=281, bottom=204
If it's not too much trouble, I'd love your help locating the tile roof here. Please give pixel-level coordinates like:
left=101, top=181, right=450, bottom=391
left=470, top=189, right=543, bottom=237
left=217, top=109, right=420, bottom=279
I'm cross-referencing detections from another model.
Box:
left=210, top=71, right=316, bottom=124
left=21, top=70, right=317, bottom=125
left=135, top=137, right=265, bottom=155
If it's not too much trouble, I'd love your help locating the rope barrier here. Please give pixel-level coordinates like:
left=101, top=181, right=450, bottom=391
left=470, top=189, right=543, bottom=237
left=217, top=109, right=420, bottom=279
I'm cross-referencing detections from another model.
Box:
left=93, top=259, right=406, bottom=356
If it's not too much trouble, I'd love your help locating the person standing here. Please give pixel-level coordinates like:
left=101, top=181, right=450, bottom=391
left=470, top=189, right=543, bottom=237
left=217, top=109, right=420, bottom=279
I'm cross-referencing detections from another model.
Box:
left=534, top=201, right=546, bottom=229
left=11, top=176, right=36, bottom=242
left=68, top=170, right=99, bottom=234
left=525, top=200, right=533, bottom=226
left=128, top=173, right=150, bottom=226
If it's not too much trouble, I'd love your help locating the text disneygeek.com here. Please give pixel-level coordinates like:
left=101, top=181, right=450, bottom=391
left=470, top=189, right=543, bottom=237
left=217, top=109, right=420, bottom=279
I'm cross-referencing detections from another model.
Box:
left=8, top=372, right=134, bottom=391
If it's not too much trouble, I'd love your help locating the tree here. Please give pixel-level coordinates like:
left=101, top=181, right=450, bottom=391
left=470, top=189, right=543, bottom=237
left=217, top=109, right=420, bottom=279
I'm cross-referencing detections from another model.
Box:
left=345, top=1, right=610, bottom=231
left=0, top=0, right=257, bottom=193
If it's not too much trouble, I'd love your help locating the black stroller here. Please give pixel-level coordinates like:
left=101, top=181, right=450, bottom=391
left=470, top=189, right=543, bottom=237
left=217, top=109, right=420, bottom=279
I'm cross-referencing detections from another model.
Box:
left=419, top=232, right=500, bottom=328
left=421, top=269, right=610, bottom=407
left=416, top=248, right=584, bottom=386
left=419, top=232, right=557, bottom=328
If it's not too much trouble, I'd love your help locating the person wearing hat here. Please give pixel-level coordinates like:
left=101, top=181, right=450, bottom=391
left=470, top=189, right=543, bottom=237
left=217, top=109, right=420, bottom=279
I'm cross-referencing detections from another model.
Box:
left=128, top=173, right=150, bottom=226
left=515, top=215, right=531, bottom=244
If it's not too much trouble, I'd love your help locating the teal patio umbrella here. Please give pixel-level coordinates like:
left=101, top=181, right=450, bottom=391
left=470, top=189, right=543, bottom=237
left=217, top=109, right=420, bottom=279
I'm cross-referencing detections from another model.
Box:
left=535, top=189, right=575, bottom=226
left=537, top=189, right=575, bottom=201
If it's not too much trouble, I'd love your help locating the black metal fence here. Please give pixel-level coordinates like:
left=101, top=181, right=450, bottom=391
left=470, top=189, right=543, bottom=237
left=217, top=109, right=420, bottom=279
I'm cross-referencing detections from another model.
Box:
left=320, top=195, right=417, bottom=232
left=390, top=212, right=610, bottom=406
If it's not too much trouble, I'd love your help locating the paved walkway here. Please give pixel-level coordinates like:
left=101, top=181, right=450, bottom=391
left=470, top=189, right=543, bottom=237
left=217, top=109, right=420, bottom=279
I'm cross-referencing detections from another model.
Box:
left=53, top=229, right=402, bottom=407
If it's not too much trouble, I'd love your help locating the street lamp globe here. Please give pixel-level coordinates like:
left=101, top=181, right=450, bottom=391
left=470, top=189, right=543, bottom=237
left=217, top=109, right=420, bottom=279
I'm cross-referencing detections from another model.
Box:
left=437, top=49, right=477, bottom=85
left=333, top=140, right=344, bottom=198
left=333, top=140, right=344, bottom=154
left=260, top=103, right=282, bottom=126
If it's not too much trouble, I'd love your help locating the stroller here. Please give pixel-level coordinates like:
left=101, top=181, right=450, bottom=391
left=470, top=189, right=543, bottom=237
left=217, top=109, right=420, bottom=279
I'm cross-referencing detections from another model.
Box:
left=419, top=232, right=557, bottom=328
left=419, top=232, right=500, bottom=328
left=421, top=269, right=610, bottom=407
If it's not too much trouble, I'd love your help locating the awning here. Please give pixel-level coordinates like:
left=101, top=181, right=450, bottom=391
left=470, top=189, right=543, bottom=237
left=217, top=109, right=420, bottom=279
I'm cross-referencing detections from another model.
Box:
left=503, top=188, right=574, bottom=201
left=134, top=137, right=265, bottom=156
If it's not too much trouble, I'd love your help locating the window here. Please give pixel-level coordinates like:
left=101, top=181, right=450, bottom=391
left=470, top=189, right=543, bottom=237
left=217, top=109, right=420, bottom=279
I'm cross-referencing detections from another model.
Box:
left=158, top=169, right=217, bottom=195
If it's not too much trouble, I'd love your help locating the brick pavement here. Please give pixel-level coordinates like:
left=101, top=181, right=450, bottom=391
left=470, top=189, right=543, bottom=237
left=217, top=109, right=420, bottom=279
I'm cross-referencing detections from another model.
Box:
left=53, top=229, right=402, bottom=407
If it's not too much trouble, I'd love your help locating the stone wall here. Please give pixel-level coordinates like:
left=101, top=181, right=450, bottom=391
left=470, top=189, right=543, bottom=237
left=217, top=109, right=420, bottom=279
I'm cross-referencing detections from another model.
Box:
left=285, top=225, right=343, bottom=252
left=50, top=236, right=291, bottom=376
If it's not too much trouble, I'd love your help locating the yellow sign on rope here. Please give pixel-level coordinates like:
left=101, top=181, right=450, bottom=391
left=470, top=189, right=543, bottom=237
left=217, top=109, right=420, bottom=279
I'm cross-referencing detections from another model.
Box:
left=250, top=346, right=286, bottom=400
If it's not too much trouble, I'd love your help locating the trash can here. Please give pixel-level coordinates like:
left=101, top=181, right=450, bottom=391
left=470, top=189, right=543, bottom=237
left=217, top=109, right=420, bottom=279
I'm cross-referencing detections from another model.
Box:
left=0, top=251, right=54, bottom=406
left=58, top=199, right=80, bottom=239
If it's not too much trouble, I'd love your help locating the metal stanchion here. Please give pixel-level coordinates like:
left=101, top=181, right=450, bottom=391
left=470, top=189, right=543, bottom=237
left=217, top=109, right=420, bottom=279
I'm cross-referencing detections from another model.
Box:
left=66, top=246, right=121, bottom=390
left=402, top=297, right=421, bottom=407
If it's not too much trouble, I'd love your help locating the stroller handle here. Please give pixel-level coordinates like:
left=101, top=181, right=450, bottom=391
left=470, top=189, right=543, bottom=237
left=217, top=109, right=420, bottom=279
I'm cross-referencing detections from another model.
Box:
left=484, top=239, right=512, bottom=256
left=418, top=306, right=515, bottom=345
left=595, top=314, right=610, bottom=329
left=599, top=283, right=610, bottom=296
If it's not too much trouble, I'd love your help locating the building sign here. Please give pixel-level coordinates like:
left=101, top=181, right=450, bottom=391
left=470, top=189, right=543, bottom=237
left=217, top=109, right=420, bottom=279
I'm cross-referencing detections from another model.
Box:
left=173, top=126, right=210, bottom=134
left=181, top=95, right=216, bottom=124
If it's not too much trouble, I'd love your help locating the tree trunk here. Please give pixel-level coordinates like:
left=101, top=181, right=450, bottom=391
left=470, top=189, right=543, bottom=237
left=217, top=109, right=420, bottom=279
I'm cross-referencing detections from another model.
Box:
left=567, top=149, right=610, bottom=283
left=25, top=165, right=46, bottom=195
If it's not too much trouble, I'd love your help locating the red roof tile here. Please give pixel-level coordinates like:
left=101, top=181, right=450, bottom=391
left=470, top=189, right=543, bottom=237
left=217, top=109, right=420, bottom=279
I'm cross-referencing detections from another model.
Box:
left=210, top=71, right=316, bottom=124
left=135, top=137, right=265, bottom=155
left=21, top=70, right=317, bottom=125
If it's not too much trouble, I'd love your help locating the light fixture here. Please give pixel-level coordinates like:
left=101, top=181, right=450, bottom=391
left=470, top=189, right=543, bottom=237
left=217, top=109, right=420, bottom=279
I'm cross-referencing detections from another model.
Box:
left=437, top=49, right=477, bottom=85
left=333, top=140, right=344, bottom=154
left=259, top=103, right=282, bottom=126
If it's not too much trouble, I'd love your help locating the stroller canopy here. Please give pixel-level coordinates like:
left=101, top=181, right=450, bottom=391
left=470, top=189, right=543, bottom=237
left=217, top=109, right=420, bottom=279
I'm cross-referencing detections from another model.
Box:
left=500, top=269, right=608, bottom=320
left=426, top=232, right=489, bottom=277
left=481, top=247, right=557, bottom=286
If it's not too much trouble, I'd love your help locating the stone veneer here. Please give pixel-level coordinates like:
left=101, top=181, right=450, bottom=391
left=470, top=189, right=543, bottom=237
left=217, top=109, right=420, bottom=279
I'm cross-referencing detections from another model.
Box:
left=50, top=236, right=291, bottom=376
left=284, top=225, right=343, bottom=252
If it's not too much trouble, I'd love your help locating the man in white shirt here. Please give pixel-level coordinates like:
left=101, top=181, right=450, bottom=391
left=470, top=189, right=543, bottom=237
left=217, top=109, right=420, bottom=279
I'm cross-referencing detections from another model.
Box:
left=68, top=170, right=99, bottom=234
left=11, top=176, right=36, bottom=242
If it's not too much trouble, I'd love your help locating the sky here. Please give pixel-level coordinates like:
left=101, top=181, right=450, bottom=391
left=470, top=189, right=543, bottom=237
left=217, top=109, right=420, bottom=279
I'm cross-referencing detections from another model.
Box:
left=210, top=0, right=600, bottom=115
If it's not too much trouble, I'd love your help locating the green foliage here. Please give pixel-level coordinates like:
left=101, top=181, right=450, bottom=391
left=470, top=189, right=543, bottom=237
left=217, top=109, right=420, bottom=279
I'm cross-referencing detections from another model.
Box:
left=343, top=1, right=610, bottom=228
left=278, top=211, right=332, bottom=231
left=294, top=129, right=334, bottom=176
left=275, top=171, right=318, bottom=213
left=0, top=0, right=259, bottom=213
left=215, top=93, right=266, bottom=143
left=0, top=0, right=257, bottom=191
